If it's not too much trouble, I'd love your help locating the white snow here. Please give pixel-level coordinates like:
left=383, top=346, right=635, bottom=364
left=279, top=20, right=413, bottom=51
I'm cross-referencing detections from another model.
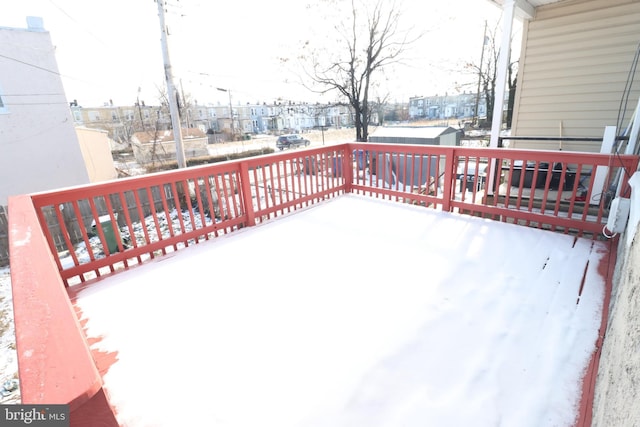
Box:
left=72, top=194, right=606, bottom=427
left=0, top=266, right=20, bottom=404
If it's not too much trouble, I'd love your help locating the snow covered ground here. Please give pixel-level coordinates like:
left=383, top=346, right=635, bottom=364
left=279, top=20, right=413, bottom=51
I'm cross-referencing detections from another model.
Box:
left=71, top=194, right=606, bottom=427
left=0, top=267, right=20, bottom=404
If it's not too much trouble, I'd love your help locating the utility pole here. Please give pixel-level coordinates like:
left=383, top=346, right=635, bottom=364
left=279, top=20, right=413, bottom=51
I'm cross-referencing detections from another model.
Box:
left=474, top=21, right=488, bottom=127
left=217, top=88, right=234, bottom=140
left=156, top=0, right=186, bottom=168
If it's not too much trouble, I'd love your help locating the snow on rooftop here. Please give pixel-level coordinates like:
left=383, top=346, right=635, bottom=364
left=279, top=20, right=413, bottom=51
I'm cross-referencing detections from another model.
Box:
left=72, top=194, right=606, bottom=427
left=369, top=126, right=456, bottom=139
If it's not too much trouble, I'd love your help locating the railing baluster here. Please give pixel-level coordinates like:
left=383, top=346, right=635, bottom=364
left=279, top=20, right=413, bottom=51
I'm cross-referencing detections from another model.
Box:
left=202, top=175, right=219, bottom=236
left=145, top=186, right=166, bottom=254
left=132, top=188, right=153, bottom=259
left=87, top=196, right=111, bottom=275
left=118, top=191, right=141, bottom=263
left=170, top=182, right=186, bottom=246
left=103, top=194, right=126, bottom=265
left=71, top=200, right=95, bottom=268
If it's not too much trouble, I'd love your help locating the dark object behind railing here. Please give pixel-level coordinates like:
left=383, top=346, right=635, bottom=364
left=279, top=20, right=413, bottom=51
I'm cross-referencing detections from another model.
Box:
left=498, top=135, right=629, bottom=148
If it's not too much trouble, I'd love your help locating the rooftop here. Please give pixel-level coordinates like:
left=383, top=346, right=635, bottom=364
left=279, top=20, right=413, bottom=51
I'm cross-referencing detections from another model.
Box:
left=369, top=126, right=457, bottom=139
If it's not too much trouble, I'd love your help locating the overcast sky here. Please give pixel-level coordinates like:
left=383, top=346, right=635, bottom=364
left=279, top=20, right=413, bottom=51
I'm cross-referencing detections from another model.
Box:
left=1, top=0, right=516, bottom=107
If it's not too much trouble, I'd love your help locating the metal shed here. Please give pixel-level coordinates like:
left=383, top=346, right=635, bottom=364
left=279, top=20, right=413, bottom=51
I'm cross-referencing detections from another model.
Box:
left=368, top=126, right=461, bottom=146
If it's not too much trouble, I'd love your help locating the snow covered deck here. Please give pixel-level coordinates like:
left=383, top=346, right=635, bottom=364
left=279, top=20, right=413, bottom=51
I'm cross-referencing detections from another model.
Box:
left=9, top=143, right=637, bottom=426
left=69, top=195, right=609, bottom=427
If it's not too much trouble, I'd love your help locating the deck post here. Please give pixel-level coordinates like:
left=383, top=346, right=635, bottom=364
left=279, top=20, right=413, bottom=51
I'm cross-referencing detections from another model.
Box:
left=239, top=161, right=256, bottom=226
left=442, top=147, right=456, bottom=212
left=344, top=144, right=354, bottom=193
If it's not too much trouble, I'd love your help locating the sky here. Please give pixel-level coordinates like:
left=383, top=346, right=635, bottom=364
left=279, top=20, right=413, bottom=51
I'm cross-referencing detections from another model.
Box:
left=68, top=194, right=604, bottom=426
left=0, top=0, right=513, bottom=108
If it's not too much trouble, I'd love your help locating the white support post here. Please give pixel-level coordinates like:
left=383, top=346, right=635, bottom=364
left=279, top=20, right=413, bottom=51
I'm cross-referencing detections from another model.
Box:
left=591, top=126, right=617, bottom=205
left=486, top=0, right=516, bottom=196
left=624, top=98, right=640, bottom=156
left=488, top=0, right=516, bottom=149
left=612, top=97, right=640, bottom=197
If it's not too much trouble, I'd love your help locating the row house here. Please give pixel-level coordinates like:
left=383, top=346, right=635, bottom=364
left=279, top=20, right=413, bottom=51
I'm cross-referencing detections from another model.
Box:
left=72, top=100, right=357, bottom=143
left=70, top=101, right=171, bottom=145
left=409, top=92, right=487, bottom=121
left=186, top=101, right=355, bottom=134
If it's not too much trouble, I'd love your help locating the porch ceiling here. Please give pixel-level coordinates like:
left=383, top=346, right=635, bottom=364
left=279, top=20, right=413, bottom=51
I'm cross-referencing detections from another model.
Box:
left=487, top=0, right=566, bottom=19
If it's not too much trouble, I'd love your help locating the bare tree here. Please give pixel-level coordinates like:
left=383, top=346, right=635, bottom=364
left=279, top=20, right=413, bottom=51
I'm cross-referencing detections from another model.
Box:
left=465, top=22, right=518, bottom=129
left=156, top=83, right=194, bottom=131
left=506, top=65, right=517, bottom=129
left=371, top=94, right=390, bottom=126
left=300, top=0, right=419, bottom=142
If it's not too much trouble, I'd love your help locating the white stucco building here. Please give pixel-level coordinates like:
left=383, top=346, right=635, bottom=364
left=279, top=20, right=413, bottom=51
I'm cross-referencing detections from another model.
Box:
left=0, top=17, right=89, bottom=206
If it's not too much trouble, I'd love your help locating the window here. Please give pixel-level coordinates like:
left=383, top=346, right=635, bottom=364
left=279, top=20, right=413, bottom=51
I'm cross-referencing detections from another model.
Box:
left=0, top=92, right=7, bottom=114
left=125, top=110, right=134, bottom=121
left=73, top=110, right=82, bottom=122
left=111, top=111, right=118, bottom=122
left=89, top=111, right=101, bottom=121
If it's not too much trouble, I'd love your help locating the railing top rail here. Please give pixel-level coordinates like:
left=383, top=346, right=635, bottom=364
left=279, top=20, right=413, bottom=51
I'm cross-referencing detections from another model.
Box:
left=29, top=159, right=243, bottom=207
left=30, top=145, right=351, bottom=206
left=498, top=136, right=611, bottom=142
left=346, top=142, right=638, bottom=165
left=28, top=142, right=636, bottom=205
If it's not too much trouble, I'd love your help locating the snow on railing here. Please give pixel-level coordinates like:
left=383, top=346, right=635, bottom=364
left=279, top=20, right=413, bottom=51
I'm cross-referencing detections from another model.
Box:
left=21, top=143, right=639, bottom=286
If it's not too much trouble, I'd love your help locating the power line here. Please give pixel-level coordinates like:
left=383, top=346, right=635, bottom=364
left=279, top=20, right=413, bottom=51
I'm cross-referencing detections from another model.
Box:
left=2, top=93, right=66, bottom=97
left=2, top=117, right=74, bottom=145
left=0, top=51, right=97, bottom=89
left=47, top=0, right=108, bottom=47
left=0, top=53, right=61, bottom=75
left=3, top=102, right=70, bottom=107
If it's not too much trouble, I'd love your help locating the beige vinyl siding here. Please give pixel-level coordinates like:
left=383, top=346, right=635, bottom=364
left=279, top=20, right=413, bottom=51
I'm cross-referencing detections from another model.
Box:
left=511, top=0, right=640, bottom=152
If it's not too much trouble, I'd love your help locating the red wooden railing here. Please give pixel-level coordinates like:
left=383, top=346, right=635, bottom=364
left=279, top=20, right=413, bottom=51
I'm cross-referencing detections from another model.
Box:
left=8, top=142, right=638, bottom=422
left=350, top=143, right=638, bottom=237
left=24, top=143, right=638, bottom=287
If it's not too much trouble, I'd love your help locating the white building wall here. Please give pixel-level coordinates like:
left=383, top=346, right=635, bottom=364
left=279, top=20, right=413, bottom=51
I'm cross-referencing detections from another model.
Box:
left=0, top=19, right=89, bottom=205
